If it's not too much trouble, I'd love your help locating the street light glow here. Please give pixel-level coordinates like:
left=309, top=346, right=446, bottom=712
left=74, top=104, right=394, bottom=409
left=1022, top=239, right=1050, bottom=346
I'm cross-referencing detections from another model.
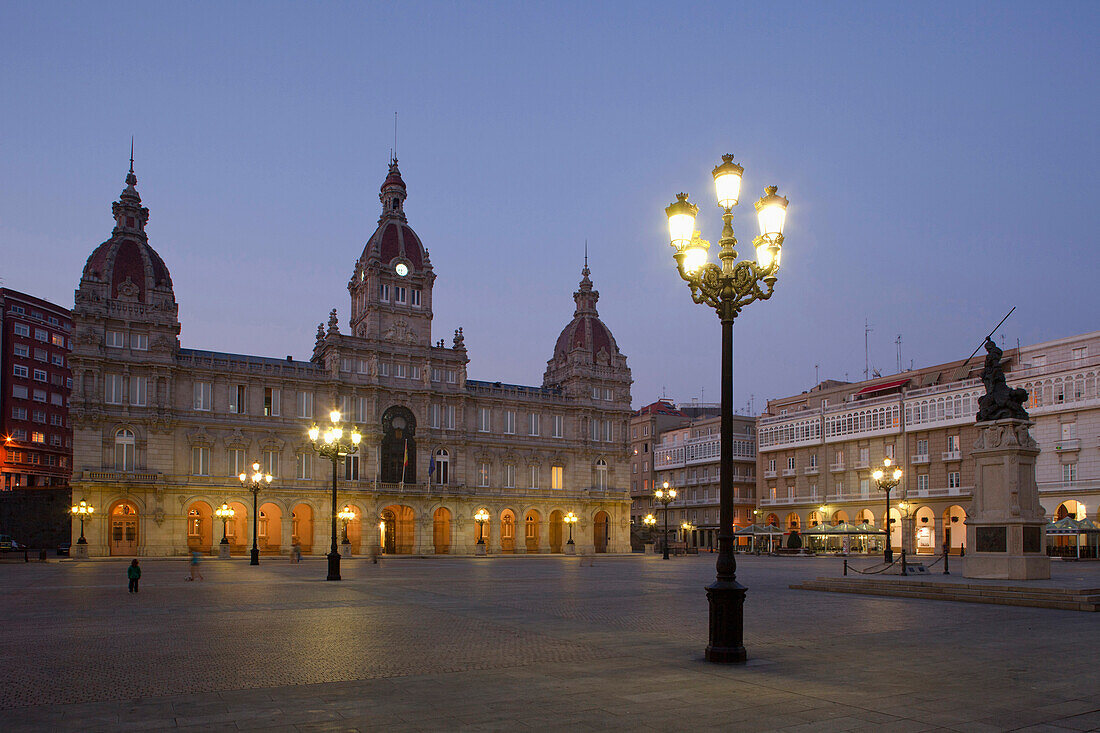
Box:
left=665, top=193, right=698, bottom=250
left=712, top=154, right=744, bottom=210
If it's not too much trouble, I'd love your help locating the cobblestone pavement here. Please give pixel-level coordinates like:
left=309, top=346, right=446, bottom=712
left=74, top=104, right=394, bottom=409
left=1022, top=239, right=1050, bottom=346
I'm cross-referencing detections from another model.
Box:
left=2, top=555, right=1098, bottom=731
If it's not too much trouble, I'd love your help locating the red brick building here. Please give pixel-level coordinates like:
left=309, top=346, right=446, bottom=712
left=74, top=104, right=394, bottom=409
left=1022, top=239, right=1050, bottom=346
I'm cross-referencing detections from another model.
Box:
left=1, top=289, right=73, bottom=490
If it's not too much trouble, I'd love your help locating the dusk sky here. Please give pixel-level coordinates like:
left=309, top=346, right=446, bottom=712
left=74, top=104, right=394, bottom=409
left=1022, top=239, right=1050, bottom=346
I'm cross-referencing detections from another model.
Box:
left=2, top=2, right=1097, bottom=413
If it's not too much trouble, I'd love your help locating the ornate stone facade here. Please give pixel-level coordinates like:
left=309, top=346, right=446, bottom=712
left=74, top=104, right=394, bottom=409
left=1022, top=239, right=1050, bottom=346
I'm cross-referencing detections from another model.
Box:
left=69, top=160, right=632, bottom=556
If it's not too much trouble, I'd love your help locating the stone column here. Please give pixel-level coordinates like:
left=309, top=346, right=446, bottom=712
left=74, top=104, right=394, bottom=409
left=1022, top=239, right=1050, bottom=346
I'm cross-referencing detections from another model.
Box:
left=538, top=517, right=552, bottom=554
left=280, top=513, right=293, bottom=556
left=964, top=419, right=1049, bottom=580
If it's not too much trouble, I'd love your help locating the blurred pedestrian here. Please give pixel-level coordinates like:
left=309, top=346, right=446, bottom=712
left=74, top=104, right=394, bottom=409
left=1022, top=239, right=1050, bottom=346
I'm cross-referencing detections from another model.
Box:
left=291, top=540, right=302, bottom=563
left=127, top=559, right=141, bottom=593
left=369, top=542, right=381, bottom=564
left=188, top=550, right=204, bottom=581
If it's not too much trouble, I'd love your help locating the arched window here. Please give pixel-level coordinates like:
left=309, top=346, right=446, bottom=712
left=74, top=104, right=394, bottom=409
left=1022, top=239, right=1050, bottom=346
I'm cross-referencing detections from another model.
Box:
left=187, top=508, right=201, bottom=537
left=433, top=448, right=449, bottom=485
left=392, top=197, right=400, bottom=211
left=114, top=428, right=135, bottom=471
left=595, top=458, right=608, bottom=489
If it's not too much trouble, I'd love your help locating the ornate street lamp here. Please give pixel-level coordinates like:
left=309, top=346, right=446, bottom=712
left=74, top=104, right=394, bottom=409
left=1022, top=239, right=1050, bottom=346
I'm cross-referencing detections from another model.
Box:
left=564, top=511, right=578, bottom=554
left=654, top=482, right=677, bottom=560
left=215, top=502, right=235, bottom=546
left=872, top=458, right=903, bottom=563
left=338, top=505, right=356, bottom=554
left=308, top=410, right=362, bottom=581
left=643, top=513, right=657, bottom=554
left=239, top=461, right=272, bottom=566
left=71, top=499, right=94, bottom=545
left=897, top=500, right=915, bottom=576
left=665, top=155, right=788, bottom=664
left=681, top=521, right=695, bottom=547
left=474, top=508, right=490, bottom=556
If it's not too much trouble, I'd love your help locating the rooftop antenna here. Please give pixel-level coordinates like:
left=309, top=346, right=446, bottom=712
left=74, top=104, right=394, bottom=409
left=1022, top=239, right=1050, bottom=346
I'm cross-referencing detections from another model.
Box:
left=394, top=111, right=398, bottom=161
left=895, top=334, right=902, bottom=374
left=584, top=239, right=588, bottom=270
left=814, top=364, right=819, bottom=385
left=864, top=318, right=873, bottom=380
left=129, top=136, right=134, bottom=174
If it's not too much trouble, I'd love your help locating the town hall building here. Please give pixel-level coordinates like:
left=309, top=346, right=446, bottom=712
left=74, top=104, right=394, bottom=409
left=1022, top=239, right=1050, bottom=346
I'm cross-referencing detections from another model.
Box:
left=68, top=158, right=632, bottom=556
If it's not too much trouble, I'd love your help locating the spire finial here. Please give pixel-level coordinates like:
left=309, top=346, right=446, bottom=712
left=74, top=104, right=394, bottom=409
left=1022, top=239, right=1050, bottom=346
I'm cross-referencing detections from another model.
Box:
left=584, top=239, right=588, bottom=269
left=125, top=137, right=137, bottom=187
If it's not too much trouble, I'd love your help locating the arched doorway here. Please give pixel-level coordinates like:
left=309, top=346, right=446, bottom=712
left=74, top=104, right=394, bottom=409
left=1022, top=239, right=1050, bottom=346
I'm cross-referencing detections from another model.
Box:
left=186, top=501, right=212, bottom=553
left=292, top=503, right=314, bottom=553
left=227, top=501, right=248, bottom=555
left=258, top=503, right=283, bottom=554
left=831, top=509, right=850, bottom=525
left=433, top=507, right=452, bottom=554
left=524, top=510, right=541, bottom=553
left=380, top=406, right=417, bottom=484
left=914, top=505, right=936, bottom=554
left=381, top=505, right=416, bottom=554
left=765, top=512, right=780, bottom=526
left=785, top=512, right=800, bottom=530
left=549, top=510, right=564, bottom=553
left=109, top=501, right=139, bottom=556
left=808, top=510, right=822, bottom=527
left=594, top=511, right=609, bottom=553
left=888, top=507, right=902, bottom=552
left=856, top=508, right=876, bottom=526
left=500, top=510, right=516, bottom=553
left=942, top=505, right=966, bottom=553
left=1057, top=500, right=1084, bottom=520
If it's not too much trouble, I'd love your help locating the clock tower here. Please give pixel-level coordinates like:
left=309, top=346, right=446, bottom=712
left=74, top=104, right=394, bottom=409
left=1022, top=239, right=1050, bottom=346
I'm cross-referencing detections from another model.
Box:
left=347, top=158, right=435, bottom=347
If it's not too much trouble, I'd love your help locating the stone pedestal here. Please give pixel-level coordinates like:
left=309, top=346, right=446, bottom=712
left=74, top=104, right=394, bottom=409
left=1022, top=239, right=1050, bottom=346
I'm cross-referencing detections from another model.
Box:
left=964, top=419, right=1049, bottom=580
left=643, top=542, right=654, bottom=556
left=72, top=543, right=89, bottom=559
left=340, top=542, right=353, bottom=558
left=218, top=542, right=231, bottom=559
left=475, top=542, right=486, bottom=556
left=565, top=541, right=576, bottom=555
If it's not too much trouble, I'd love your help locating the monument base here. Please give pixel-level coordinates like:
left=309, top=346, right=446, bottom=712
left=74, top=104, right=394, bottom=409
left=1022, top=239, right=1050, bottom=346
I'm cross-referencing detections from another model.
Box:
left=964, top=553, right=1050, bottom=580
left=72, top=543, right=89, bottom=559
left=218, top=543, right=231, bottom=559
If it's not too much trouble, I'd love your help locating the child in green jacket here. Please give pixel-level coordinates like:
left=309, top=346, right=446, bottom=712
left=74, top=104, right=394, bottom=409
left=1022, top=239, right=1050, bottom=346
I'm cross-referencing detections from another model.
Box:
left=127, top=559, right=141, bottom=593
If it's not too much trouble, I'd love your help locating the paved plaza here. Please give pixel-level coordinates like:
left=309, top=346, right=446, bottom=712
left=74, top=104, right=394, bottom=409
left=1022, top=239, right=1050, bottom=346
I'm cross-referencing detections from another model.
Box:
left=2, top=554, right=1099, bottom=732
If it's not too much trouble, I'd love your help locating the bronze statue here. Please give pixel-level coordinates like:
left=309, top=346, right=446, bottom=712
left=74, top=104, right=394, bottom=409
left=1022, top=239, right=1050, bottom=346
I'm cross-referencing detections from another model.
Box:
left=976, top=337, right=1029, bottom=421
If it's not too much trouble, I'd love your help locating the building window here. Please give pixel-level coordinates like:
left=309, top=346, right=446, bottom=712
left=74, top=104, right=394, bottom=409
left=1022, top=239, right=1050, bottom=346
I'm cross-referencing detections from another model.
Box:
left=188, top=509, right=202, bottom=538
left=553, top=415, right=563, bottom=438
left=194, top=382, right=212, bottom=411
left=442, top=405, right=455, bottom=430
left=434, top=449, right=449, bottom=485
left=411, top=289, right=422, bottom=307
left=12, top=385, right=28, bottom=399
left=1062, top=463, right=1078, bottom=482
left=192, top=446, right=210, bottom=476
left=527, top=412, right=539, bottom=436
left=130, top=376, right=147, bottom=407
left=379, top=283, right=390, bottom=301
left=32, top=389, right=46, bottom=403
left=379, top=362, right=389, bottom=376
left=13, top=344, right=29, bottom=358
left=478, top=462, right=491, bottom=487
left=229, top=385, right=246, bottom=414
left=947, top=471, right=960, bottom=489
left=1072, top=346, right=1086, bottom=361
left=263, top=450, right=279, bottom=477
left=131, top=333, right=148, bottom=351
left=917, top=474, right=928, bottom=492
left=13, top=365, right=28, bottom=378
left=105, top=374, right=124, bottom=404
left=296, top=453, right=312, bottom=480
left=768, top=458, right=776, bottom=472
left=786, top=456, right=795, bottom=470
left=30, top=431, right=45, bottom=444
left=105, top=330, right=124, bottom=348
left=503, top=462, right=515, bottom=488
left=115, top=429, right=135, bottom=470
left=429, top=404, right=441, bottom=429
left=394, top=286, right=407, bottom=304
left=297, top=391, right=313, bottom=419
left=264, top=388, right=281, bottom=416
left=344, top=448, right=359, bottom=481
left=13, top=323, right=30, bottom=337
left=885, top=444, right=895, bottom=460
left=916, top=439, right=928, bottom=456
left=446, top=370, right=456, bottom=384
left=809, top=453, right=818, bottom=468
left=32, top=368, right=47, bottom=382
left=228, top=449, right=245, bottom=477
left=551, top=465, right=564, bottom=490
left=431, top=368, right=443, bottom=382
left=529, top=464, right=539, bottom=489
left=503, top=410, right=516, bottom=434
left=478, top=408, right=491, bottom=432
left=11, top=407, right=26, bottom=420
left=595, top=459, right=608, bottom=489
left=395, top=363, right=407, bottom=378
left=947, top=435, right=959, bottom=453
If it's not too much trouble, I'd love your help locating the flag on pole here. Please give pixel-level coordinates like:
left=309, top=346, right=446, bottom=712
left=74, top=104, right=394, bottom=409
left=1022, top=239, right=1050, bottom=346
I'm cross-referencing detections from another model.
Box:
left=403, top=439, right=408, bottom=468
left=428, top=453, right=436, bottom=477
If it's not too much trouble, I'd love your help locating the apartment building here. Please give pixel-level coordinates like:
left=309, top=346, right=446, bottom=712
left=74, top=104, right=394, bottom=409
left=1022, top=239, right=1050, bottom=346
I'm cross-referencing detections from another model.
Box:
left=756, top=330, right=1100, bottom=555
left=629, top=400, right=687, bottom=527
left=653, top=413, right=757, bottom=549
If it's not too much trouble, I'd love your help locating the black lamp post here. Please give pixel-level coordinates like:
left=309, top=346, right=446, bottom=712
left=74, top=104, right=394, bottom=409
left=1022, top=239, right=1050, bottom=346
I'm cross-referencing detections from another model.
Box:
left=215, top=502, right=234, bottom=545
left=239, top=462, right=272, bottom=566
left=338, top=505, right=356, bottom=553
left=873, top=458, right=903, bottom=563
left=71, top=499, right=94, bottom=544
left=654, top=482, right=677, bottom=560
left=665, top=155, right=789, bottom=664
left=309, top=411, right=362, bottom=581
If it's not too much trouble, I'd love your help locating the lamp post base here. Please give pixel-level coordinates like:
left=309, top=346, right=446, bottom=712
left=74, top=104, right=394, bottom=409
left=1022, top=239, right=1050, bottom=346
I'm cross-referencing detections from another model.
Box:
left=72, top=543, right=89, bottom=559
left=885, top=548, right=894, bottom=564
left=326, top=551, right=341, bottom=581
left=250, top=547, right=259, bottom=566
left=565, top=541, right=575, bottom=555
left=475, top=543, right=486, bottom=556
left=341, top=541, right=352, bottom=558
left=218, top=543, right=231, bottom=559
left=704, top=579, right=747, bottom=664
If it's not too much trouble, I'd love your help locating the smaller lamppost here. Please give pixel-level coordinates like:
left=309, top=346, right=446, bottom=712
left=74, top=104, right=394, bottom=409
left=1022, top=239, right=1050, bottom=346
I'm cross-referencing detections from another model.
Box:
left=897, top=501, right=915, bottom=575
left=681, top=521, right=695, bottom=550
left=338, top=505, right=356, bottom=557
left=643, top=513, right=657, bottom=554
left=872, top=458, right=903, bottom=563
left=239, top=462, right=273, bottom=566
left=564, top=511, right=578, bottom=555
left=71, top=499, right=94, bottom=558
left=654, top=482, right=677, bottom=560
left=474, top=508, right=489, bottom=556
left=215, top=503, right=235, bottom=558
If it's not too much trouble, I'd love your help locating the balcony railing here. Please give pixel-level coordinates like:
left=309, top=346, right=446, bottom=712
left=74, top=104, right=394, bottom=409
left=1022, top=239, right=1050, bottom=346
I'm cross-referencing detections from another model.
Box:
left=764, top=470, right=777, bottom=479
left=804, top=466, right=819, bottom=475
left=782, top=468, right=796, bottom=477
left=911, top=454, right=929, bottom=464
left=829, top=463, right=846, bottom=473
left=942, top=450, right=962, bottom=461
left=1053, top=439, right=1080, bottom=452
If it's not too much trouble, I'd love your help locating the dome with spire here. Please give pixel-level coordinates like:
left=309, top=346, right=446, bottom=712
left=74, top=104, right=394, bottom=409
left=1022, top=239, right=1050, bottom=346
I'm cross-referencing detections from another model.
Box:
left=80, top=157, right=173, bottom=304
left=551, top=263, right=621, bottom=363
left=359, top=158, right=428, bottom=272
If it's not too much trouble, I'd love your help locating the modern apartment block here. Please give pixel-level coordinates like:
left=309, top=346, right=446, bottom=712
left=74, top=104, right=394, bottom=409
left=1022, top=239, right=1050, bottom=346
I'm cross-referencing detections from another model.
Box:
left=652, top=413, right=757, bottom=549
left=756, top=330, right=1100, bottom=555
left=1, top=289, right=73, bottom=490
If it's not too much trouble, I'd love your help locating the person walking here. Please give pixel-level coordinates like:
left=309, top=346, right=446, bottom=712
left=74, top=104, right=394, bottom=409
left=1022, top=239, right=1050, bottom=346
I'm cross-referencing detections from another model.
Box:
left=369, top=542, right=381, bottom=565
left=188, top=550, right=204, bottom=581
left=290, top=540, right=301, bottom=563
left=127, top=559, right=141, bottom=593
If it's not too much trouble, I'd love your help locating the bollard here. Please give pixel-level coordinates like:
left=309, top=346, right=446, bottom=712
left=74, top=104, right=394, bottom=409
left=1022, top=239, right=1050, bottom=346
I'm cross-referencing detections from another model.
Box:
left=843, top=559, right=848, bottom=576
left=901, top=548, right=907, bottom=576
left=943, top=547, right=950, bottom=575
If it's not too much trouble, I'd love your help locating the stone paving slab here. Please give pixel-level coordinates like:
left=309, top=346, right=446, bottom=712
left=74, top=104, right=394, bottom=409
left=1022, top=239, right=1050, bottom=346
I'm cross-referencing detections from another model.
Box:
left=1, top=555, right=1098, bottom=731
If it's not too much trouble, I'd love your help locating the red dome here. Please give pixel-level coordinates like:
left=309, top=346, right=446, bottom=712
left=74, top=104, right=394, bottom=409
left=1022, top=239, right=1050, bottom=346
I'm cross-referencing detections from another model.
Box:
left=82, top=236, right=173, bottom=302
left=554, top=313, right=617, bottom=361
left=363, top=220, right=425, bottom=270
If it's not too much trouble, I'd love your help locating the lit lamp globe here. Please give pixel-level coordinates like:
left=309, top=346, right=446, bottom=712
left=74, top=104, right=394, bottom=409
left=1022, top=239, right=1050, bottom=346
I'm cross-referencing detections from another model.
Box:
left=753, top=186, right=788, bottom=269
left=665, top=193, right=698, bottom=251
left=712, top=153, right=744, bottom=210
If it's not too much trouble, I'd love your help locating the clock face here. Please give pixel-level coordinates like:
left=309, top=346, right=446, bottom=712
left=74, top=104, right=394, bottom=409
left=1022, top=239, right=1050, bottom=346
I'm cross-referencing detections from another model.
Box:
left=395, top=263, right=408, bottom=277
